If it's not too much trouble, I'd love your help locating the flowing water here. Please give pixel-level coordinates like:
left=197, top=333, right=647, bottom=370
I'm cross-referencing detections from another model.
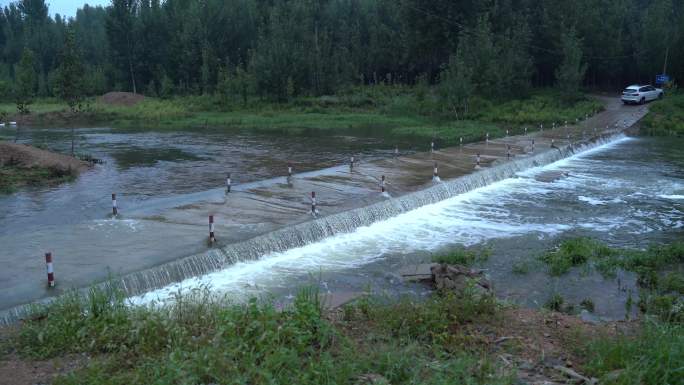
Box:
left=2, top=126, right=683, bottom=321
left=0, top=126, right=401, bottom=234
left=0, top=126, right=403, bottom=316
left=131, top=135, right=684, bottom=319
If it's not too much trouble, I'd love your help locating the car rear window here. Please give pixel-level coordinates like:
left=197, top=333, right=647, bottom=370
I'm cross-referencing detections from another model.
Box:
left=623, top=88, right=638, bottom=93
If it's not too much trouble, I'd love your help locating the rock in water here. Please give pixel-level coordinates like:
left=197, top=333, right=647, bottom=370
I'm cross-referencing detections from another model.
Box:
left=430, top=264, right=492, bottom=295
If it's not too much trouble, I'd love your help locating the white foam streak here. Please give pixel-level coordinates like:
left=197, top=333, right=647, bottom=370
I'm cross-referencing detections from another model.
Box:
left=133, top=140, right=635, bottom=305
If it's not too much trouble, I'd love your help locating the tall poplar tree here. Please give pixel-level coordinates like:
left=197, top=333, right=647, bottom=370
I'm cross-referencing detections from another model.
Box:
left=56, top=27, right=85, bottom=112
left=15, top=48, right=36, bottom=114
left=106, top=0, right=138, bottom=93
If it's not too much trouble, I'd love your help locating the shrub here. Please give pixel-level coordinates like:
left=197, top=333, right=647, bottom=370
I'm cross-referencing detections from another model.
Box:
left=432, top=246, right=491, bottom=266
left=540, top=238, right=614, bottom=276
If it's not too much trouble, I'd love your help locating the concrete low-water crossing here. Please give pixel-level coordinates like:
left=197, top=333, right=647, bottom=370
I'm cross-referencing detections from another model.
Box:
left=2, top=100, right=681, bottom=323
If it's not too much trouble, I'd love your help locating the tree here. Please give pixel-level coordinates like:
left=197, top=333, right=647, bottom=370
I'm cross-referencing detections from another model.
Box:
left=106, top=0, right=138, bottom=93
left=438, top=50, right=474, bottom=119
left=555, top=26, right=588, bottom=99
left=56, top=27, right=85, bottom=113
left=15, top=48, right=37, bottom=114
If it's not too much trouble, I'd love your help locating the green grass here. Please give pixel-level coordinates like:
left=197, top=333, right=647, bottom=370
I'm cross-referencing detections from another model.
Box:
left=583, top=320, right=684, bottom=385
left=0, top=164, right=75, bottom=194
left=10, top=285, right=512, bottom=384
left=432, top=246, right=491, bottom=266
left=0, top=98, right=66, bottom=115
left=511, top=260, right=532, bottom=274
left=539, top=237, right=615, bottom=276
left=641, top=92, right=684, bottom=136
left=580, top=298, right=596, bottom=313
left=0, top=86, right=603, bottom=145
left=544, top=293, right=566, bottom=312
left=539, top=239, right=684, bottom=322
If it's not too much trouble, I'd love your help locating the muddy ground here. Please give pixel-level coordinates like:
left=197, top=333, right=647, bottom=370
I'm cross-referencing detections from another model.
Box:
left=0, top=142, right=90, bottom=174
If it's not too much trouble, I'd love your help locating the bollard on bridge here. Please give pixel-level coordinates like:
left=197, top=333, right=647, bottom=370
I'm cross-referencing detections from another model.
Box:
left=111, top=193, right=118, bottom=216
left=45, top=252, right=55, bottom=287
left=311, top=191, right=317, bottom=215
left=209, top=215, right=216, bottom=244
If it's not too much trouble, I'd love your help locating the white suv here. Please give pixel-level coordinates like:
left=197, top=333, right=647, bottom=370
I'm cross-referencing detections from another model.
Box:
left=621, top=84, right=664, bottom=105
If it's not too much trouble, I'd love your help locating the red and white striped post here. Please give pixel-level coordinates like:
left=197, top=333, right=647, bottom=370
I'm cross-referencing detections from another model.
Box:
left=565, top=120, right=568, bottom=128
left=381, top=175, right=386, bottom=193
left=507, top=145, right=511, bottom=159
left=540, top=123, right=543, bottom=131
left=430, top=141, right=435, bottom=153
left=226, top=173, right=231, bottom=193
left=506, top=129, right=509, bottom=136
left=524, top=127, right=528, bottom=135
left=311, top=191, right=317, bottom=215
left=552, top=122, right=556, bottom=129
left=433, top=162, right=439, bottom=179
left=209, top=215, right=216, bottom=244
left=45, top=252, right=54, bottom=287
left=287, top=163, right=293, bottom=178
left=476, top=153, right=481, bottom=167
left=486, top=132, right=489, bottom=144
left=460, top=137, right=463, bottom=146
left=111, top=193, right=118, bottom=216
left=350, top=156, right=355, bottom=170
left=531, top=139, right=535, bottom=151
left=551, top=138, right=555, bottom=147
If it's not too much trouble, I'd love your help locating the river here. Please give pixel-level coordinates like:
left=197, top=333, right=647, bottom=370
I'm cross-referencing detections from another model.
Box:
left=1, top=126, right=682, bottom=320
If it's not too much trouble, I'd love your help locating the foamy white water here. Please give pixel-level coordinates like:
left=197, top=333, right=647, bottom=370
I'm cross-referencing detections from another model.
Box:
left=131, top=136, right=683, bottom=305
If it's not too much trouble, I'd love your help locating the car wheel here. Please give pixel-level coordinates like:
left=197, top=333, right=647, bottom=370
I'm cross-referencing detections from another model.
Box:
left=640, top=97, right=645, bottom=105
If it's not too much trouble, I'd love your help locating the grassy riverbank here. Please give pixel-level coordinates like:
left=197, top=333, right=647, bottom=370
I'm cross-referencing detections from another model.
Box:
left=1, top=240, right=682, bottom=383
left=0, top=87, right=602, bottom=144
left=1, top=282, right=681, bottom=384
left=642, top=92, right=684, bottom=136
left=0, top=164, right=75, bottom=194
left=0, top=142, right=88, bottom=194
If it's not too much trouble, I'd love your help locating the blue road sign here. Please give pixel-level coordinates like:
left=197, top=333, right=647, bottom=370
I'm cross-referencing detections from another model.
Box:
left=656, top=74, right=670, bottom=84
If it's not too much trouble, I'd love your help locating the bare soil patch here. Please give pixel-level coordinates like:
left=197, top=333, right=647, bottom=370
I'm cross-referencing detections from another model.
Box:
left=99, top=91, right=145, bottom=107
left=0, top=352, right=89, bottom=385
left=0, top=142, right=89, bottom=173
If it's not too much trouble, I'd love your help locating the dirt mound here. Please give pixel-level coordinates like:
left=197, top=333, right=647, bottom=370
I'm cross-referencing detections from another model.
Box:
left=0, top=142, right=90, bottom=173
left=99, top=91, right=145, bottom=107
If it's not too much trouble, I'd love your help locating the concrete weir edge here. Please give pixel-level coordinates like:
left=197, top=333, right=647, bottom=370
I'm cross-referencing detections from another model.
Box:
left=0, top=130, right=629, bottom=325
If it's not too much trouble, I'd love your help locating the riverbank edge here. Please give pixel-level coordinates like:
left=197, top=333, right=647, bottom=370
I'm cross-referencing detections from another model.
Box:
left=0, top=127, right=630, bottom=326
left=1, top=90, right=606, bottom=145
left=0, top=142, right=91, bottom=193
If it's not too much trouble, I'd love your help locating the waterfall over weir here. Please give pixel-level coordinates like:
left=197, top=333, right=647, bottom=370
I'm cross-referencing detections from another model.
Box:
left=0, top=133, right=626, bottom=324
